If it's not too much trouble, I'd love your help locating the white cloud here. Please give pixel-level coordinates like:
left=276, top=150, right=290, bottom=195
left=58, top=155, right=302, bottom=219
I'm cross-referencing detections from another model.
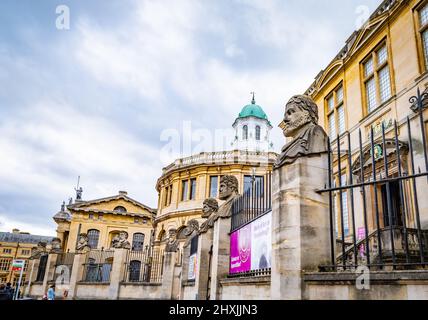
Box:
left=0, top=0, right=382, bottom=236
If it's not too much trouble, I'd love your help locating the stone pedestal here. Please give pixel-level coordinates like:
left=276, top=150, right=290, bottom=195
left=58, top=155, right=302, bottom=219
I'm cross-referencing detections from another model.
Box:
left=108, top=248, right=128, bottom=300
left=24, top=259, right=37, bottom=297
left=42, top=253, right=58, bottom=294
left=67, top=253, right=87, bottom=300
left=161, top=251, right=177, bottom=299
left=271, top=154, right=330, bottom=300
left=195, top=229, right=213, bottom=300
left=210, top=217, right=231, bottom=300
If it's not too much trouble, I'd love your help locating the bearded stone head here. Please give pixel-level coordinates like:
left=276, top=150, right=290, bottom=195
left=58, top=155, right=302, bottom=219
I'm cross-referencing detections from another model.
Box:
left=219, top=176, right=239, bottom=200
left=202, top=198, right=219, bottom=218
left=184, top=220, right=200, bottom=236
left=119, top=231, right=128, bottom=241
left=280, top=95, right=319, bottom=137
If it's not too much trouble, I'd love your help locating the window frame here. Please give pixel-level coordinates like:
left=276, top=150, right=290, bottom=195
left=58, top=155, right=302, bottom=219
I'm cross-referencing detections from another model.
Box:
left=132, top=233, right=145, bottom=251
left=333, top=172, right=350, bottom=239
left=181, top=180, right=189, bottom=202
left=324, top=83, right=346, bottom=140
left=189, top=178, right=197, bottom=200
left=414, top=0, right=428, bottom=73
left=87, top=229, right=100, bottom=249
left=209, top=175, right=219, bottom=198
left=255, top=125, right=261, bottom=141
left=243, top=125, right=248, bottom=140
left=361, top=40, right=393, bottom=115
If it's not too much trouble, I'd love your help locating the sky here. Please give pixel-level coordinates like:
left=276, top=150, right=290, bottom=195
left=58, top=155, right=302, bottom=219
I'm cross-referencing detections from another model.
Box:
left=0, top=0, right=381, bottom=236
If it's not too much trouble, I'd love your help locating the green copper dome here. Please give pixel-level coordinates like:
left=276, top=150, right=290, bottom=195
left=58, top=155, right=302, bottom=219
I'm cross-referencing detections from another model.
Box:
left=238, top=94, right=268, bottom=120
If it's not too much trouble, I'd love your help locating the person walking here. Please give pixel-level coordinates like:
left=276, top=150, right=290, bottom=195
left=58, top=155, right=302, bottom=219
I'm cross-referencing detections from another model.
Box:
left=47, top=285, right=55, bottom=300
left=5, top=283, right=14, bottom=300
left=0, top=284, right=8, bottom=300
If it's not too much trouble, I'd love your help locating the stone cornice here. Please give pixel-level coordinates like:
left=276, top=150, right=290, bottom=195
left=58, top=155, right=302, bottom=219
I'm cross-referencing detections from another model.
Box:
left=156, top=150, right=277, bottom=190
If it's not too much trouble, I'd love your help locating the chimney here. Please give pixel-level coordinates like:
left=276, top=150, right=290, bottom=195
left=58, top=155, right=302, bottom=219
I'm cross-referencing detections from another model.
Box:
left=119, top=191, right=128, bottom=196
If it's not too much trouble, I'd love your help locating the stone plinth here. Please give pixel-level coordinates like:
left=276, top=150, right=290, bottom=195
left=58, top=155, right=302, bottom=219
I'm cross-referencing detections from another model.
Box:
left=210, top=217, right=231, bottom=300
left=67, top=253, right=87, bottom=300
left=161, top=251, right=177, bottom=299
left=195, top=229, right=213, bottom=300
left=42, top=253, right=58, bottom=294
left=108, top=248, right=128, bottom=300
left=271, top=154, right=330, bottom=300
left=24, top=259, right=37, bottom=297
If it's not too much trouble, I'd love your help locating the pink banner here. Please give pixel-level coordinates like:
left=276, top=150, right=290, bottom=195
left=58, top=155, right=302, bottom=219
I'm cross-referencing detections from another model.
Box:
left=229, top=225, right=251, bottom=274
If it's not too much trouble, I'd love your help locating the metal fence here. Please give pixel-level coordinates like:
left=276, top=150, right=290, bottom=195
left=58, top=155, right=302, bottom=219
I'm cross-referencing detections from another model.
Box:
left=82, top=249, right=115, bottom=283
left=123, top=247, right=164, bottom=284
left=228, top=268, right=271, bottom=279
left=52, top=252, right=75, bottom=283
left=231, top=172, right=272, bottom=233
left=318, top=88, right=428, bottom=271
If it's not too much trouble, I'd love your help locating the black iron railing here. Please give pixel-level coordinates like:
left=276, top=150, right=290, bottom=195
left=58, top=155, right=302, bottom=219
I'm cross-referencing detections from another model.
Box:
left=231, top=172, right=272, bottom=233
left=318, top=87, right=428, bottom=271
left=228, top=268, right=271, bottom=279
left=52, top=252, right=75, bottom=283
left=122, top=246, right=164, bottom=284
left=82, top=249, right=114, bottom=283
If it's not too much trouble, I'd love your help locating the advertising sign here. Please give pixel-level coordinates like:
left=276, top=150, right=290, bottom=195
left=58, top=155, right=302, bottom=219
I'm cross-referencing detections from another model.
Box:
left=230, top=211, right=272, bottom=274
left=188, top=254, right=197, bottom=281
left=357, top=227, right=366, bottom=256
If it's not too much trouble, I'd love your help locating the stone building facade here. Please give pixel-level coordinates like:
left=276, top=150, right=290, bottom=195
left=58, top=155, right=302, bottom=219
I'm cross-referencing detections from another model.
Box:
left=54, top=191, right=156, bottom=253
left=0, top=229, right=53, bottom=287
left=153, top=97, right=277, bottom=253
left=305, top=0, right=428, bottom=246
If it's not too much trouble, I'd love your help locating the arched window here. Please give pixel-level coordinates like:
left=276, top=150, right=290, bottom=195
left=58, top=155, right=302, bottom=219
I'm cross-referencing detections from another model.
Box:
left=132, top=233, right=145, bottom=251
left=129, top=260, right=141, bottom=282
left=243, top=125, right=248, bottom=140
left=114, top=206, right=127, bottom=213
left=255, top=126, right=261, bottom=141
left=87, top=229, right=100, bottom=249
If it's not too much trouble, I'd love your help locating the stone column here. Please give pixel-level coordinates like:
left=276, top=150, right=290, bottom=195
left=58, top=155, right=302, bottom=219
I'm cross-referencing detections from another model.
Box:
left=108, top=248, right=128, bottom=300
left=181, top=244, right=191, bottom=287
left=209, top=217, right=231, bottom=300
left=160, top=251, right=177, bottom=299
left=271, top=155, right=331, bottom=300
left=195, top=229, right=213, bottom=300
left=42, top=253, right=58, bottom=295
left=67, top=253, right=87, bottom=300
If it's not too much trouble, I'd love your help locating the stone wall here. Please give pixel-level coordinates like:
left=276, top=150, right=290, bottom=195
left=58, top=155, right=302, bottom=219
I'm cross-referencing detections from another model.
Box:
left=28, top=283, right=44, bottom=298
left=304, top=271, right=428, bottom=300
left=219, top=277, right=271, bottom=300
left=119, top=283, right=162, bottom=300
left=75, top=283, right=110, bottom=300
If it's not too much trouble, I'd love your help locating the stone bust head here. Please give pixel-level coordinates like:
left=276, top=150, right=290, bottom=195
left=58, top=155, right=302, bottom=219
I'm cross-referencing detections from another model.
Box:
left=76, top=233, right=89, bottom=250
left=280, top=95, right=318, bottom=138
left=119, top=231, right=128, bottom=241
left=168, top=229, right=177, bottom=242
left=184, top=220, right=200, bottom=237
left=202, top=198, right=219, bottom=218
left=275, top=94, right=328, bottom=167
left=219, top=176, right=239, bottom=200
left=51, top=238, right=62, bottom=252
